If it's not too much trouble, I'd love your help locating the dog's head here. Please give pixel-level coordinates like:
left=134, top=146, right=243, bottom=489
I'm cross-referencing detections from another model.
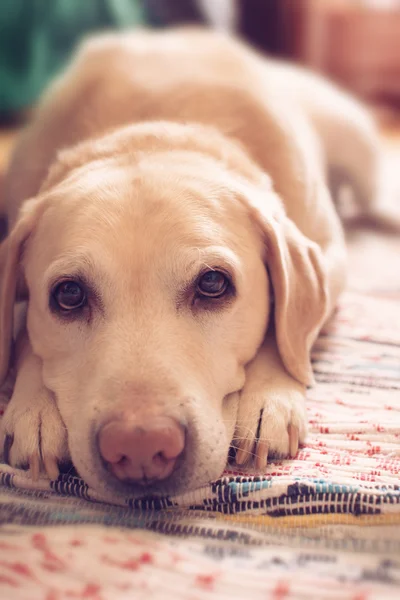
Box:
left=0, top=123, right=327, bottom=496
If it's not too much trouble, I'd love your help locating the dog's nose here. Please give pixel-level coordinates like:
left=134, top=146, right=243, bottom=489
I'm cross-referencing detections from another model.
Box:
left=98, top=416, right=185, bottom=483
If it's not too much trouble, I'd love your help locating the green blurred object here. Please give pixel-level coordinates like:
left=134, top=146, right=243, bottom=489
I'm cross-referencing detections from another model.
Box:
left=0, top=0, right=147, bottom=115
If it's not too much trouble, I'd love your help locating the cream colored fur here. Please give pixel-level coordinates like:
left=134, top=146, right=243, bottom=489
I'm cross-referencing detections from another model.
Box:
left=0, top=27, right=380, bottom=497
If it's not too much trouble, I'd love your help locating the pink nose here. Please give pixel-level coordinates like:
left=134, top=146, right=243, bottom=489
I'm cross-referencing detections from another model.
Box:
left=98, top=416, right=185, bottom=483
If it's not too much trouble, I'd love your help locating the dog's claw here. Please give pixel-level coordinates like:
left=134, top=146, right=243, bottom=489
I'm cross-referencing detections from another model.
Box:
left=43, top=455, right=60, bottom=480
left=30, top=453, right=40, bottom=481
left=255, top=440, right=268, bottom=470
left=3, top=434, right=14, bottom=464
left=288, top=424, right=299, bottom=458
left=235, top=438, right=254, bottom=466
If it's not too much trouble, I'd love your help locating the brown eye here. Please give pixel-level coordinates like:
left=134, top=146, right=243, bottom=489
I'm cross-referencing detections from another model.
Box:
left=53, top=280, right=86, bottom=311
left=197, top=270, right=230, bottom=298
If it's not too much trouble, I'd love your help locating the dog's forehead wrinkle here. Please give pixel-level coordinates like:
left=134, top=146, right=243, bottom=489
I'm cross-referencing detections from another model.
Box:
left=37, top=159, right=258, bottom=270
left=40, top=187, right=247, bottom=270
left=55, top=179, right=224, bottom=238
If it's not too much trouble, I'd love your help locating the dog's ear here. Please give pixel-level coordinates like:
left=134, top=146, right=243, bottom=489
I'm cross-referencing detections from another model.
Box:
left=264, top=214, right=329, bottom=386
left=0, top=197, right=48, bottom=384
left=242, top=186, right=329, bottom=387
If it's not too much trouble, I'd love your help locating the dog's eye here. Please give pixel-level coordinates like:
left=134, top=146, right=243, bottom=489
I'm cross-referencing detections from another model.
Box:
left=53, top=280, right=87, bottom=311
left=197, top=270, right=229, bottom=298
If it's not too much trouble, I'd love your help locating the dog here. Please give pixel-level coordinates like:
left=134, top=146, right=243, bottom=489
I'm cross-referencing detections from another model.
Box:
left=0, top=27, right=380, bottom=498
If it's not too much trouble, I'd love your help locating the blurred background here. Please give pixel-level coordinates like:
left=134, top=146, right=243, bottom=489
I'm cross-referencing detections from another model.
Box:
left=0, top=3, right=398, bottom=336
left=0, top=0, right=400, bottom=183
left=1, top=0, right=400, bottom=121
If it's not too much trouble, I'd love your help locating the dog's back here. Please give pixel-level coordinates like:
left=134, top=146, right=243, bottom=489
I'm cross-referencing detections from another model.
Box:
left=3, top=27, right=379, bottom=230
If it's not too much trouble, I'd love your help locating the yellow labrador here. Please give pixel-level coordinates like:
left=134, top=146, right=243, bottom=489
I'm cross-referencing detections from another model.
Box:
left=0, top=28, right=379, bottom=497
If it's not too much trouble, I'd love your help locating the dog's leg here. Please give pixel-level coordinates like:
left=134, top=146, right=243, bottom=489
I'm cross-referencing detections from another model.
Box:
left=269, top=62, right=383, bottom=215
left=296, top=77, right=400, bottom=232
left=0, top=330, right=69, bottom=479
left=316, top=92, right=380, bottom=216
left=296, top=70, right=380, bottom=214
left=233, top=327, right=308, bottom=470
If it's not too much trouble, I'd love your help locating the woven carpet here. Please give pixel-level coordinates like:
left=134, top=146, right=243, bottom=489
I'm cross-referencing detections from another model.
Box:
left=0, top=145, right=399, bottom=598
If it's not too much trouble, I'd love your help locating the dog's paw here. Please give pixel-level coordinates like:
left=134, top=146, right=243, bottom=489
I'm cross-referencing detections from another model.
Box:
left=0, top=387, right=69, bottom=480
left=233, top=377, right=308, bottom=470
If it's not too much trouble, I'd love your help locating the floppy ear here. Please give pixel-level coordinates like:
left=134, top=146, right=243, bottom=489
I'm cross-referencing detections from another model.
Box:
left=262, top=213, right=329, bottom=386
left=240, top=181, right=329, bottom=387
left=0, top=197, right=48, bottom=384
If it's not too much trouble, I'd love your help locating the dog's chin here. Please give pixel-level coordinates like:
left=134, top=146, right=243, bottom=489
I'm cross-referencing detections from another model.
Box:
left=74, top=462, right=227, bottom=501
